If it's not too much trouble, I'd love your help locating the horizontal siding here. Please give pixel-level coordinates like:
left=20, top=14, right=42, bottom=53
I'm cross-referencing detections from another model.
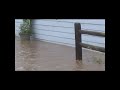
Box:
left=15, top=19, right=105, bottom=48
left=32, top=19, right=105, bottom=47
left=15, top=19, right=23, bottom=37
left=36, top=19, right=105, bottom=24
left=33, top=19, right=105, bottom=31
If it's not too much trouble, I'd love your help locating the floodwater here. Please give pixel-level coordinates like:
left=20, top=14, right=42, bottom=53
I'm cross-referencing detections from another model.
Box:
left=15, top=37, right=105, bottom=71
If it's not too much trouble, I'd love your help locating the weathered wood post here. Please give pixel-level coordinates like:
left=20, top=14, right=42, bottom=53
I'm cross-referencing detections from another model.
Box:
left=74, top=23, right=82, bottom=60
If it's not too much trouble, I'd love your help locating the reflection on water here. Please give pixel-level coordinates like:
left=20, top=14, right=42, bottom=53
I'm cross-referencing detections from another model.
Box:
left=15, top=37, right=105, bottom=71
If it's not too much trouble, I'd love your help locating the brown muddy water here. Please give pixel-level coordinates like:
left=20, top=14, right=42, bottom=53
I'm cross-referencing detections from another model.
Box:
left=15, top=37, right=105, bottom=71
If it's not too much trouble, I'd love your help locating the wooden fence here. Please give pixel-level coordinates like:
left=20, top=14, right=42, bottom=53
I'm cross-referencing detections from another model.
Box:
left=74, top=23, right=105, bottom=61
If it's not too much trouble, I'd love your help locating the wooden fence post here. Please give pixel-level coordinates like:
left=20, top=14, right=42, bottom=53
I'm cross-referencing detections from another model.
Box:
left=74, top=23, right=82, bottom=60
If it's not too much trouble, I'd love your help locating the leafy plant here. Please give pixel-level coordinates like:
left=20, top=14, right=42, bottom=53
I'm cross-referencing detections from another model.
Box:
left=19, top=19, right=32, bottom=35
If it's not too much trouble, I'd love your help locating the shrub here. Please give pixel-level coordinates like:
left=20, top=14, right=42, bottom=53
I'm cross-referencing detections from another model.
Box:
left=19, top=19, right=32, bottom=35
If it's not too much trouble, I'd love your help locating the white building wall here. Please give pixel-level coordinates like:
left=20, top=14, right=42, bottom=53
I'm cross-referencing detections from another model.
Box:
left=15, top=19, right=23, bottom=37
left=15, top=19, right=105, bottom=47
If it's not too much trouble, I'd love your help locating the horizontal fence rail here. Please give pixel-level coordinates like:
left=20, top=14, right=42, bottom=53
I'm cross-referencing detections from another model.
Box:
left=74, top=23, right=105, bottom=61
left=80, top=30, right=105, bottom=37
left=79, top=30, right=105, bottom=37
left=80, top=43, right=105, bottom=52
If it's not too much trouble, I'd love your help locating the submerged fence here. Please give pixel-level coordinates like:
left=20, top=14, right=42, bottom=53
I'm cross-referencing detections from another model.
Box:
left=74, top=23, right=105, bottom=61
